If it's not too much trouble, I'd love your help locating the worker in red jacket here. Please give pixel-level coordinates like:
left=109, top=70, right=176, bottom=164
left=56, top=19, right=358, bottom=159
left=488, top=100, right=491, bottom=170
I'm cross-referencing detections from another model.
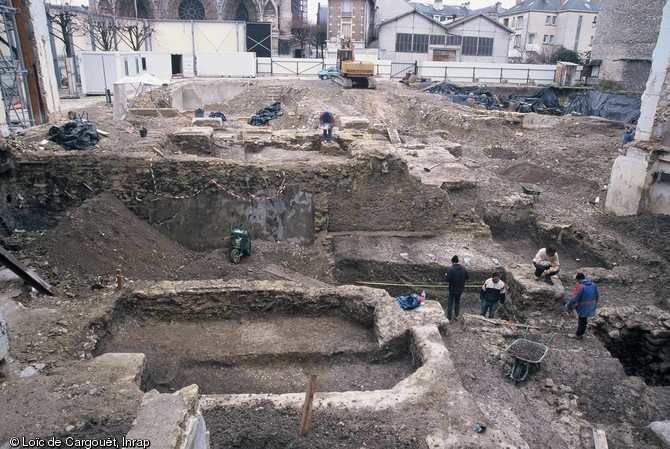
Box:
left=565, top=272, right=599, bottom=340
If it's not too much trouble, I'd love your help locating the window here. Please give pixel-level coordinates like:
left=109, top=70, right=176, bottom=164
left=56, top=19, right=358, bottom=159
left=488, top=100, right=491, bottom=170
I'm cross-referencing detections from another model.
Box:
left=590, top=35, right=594, bottom=46
left=478, top=37, right=493, bottom=56
left=543, top=34, right=554, bottom=44
left=527, top=33, right=535, bottom=44
left=430, top=35, right=446, bottom=45
left=433, top=15, right=441, bottom=21
left=124, top=58, right=129, bottom=76
left=178, top=0, right=205, bottom=20
left=461, top=37, right=493, bottom=56
left=342, top=0, right=352, bottom=16
left=503, top=18, right=509, bottom=27
left=516, top=16, right=524, bottom=29
left=396, top=33, right=412, bottom=52
left=514, top=34, right=521, bottom=48
left=446, top=34, right=462, bottom=46
left=341, top=21, right=352, bottom=38
left=545, top=15, right=556, bottom=25
left=412, top=34, right=429, bottom=53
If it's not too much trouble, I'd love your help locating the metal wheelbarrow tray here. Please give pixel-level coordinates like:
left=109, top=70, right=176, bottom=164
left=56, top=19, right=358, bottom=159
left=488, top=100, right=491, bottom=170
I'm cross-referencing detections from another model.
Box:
left=505, top=327, right=556, bottom=382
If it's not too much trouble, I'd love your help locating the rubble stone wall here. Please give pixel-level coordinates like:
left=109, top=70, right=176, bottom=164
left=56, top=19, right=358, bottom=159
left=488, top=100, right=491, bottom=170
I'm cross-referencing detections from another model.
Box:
left=593, top=306, right=670, bottom=386
left=0, top=152, right=454, bottom=249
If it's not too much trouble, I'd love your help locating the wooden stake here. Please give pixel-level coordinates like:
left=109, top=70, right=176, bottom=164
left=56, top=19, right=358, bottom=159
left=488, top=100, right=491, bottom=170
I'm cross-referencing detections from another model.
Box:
left=115, top=269, right=124, bottom=290
left=299, top=374, right=317, bottom=437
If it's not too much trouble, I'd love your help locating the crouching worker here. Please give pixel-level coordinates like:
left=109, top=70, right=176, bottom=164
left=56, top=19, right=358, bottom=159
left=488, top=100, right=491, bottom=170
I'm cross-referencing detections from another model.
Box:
left=320, top=110, right=335, bottom=142
left=480, top=272, right=507, bottom=318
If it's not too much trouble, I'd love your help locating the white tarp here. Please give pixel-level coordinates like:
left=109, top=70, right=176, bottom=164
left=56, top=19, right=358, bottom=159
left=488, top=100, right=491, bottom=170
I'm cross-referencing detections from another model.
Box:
left=113, top=73, right=170, bottom=120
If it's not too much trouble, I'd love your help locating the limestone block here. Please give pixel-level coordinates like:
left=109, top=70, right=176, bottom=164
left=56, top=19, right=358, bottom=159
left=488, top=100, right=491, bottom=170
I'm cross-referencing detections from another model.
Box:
left=241, top=128, right=272, bottom=140
left=523, top=113, right=561, bottom=129
left=647, top=421, right=670, bottom=448
left=339, top=117, right=369, bottom=130
left=125, top=384, right=209, bottom=449
left=387, top=128, right=402, bottom=145
left=192, top=117, right=224, bottom=129
left=171, top=127, right=214, bottom=155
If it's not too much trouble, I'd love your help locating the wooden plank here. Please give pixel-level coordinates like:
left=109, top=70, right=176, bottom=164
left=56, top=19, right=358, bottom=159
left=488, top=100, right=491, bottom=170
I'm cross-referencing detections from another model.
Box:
left=299, top=374, right=317, bottom=437
left=593, top=429, right=609, bottom=449
left=463, top=313, right=539, bottom=329
left=0, top=246, right=53, bottom=295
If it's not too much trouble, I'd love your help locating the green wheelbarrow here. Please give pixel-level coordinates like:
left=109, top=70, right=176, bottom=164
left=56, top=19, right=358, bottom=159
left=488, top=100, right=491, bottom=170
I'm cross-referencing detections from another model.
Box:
left=229, top=224, right=251, bottom=264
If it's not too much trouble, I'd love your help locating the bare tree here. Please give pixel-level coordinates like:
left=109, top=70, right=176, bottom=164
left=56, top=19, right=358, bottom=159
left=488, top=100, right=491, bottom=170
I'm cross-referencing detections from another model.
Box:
left=290, top=17, right=311, bottom=57
left=80, top=15, right=118, bottom=51
left=311, top=23, right=327, bottom=59
left=116, top=20, right=154, bottom=51
left=46, top=5, right=78, bottom=57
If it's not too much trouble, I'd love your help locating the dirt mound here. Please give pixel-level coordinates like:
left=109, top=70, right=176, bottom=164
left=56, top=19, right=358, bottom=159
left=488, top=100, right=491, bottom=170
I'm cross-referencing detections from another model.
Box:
left=30, top=192, right=196, bottom=292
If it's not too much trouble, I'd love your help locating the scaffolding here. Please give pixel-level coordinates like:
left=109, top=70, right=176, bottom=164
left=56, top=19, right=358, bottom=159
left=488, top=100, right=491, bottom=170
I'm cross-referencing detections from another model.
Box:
left=0, top=0, right=34, bottom=133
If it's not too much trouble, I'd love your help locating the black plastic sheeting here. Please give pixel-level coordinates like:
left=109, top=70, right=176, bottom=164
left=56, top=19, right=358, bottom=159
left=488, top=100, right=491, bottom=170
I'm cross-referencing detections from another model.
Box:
left=422, top=82, right=641, bottom=123
left=248, top=101, right=282, bottom=126
left=563, top=90, right=641, bottom=124
left=423, top=82, right=563, bottom=115
left=47, top=120, right=100, bottom=150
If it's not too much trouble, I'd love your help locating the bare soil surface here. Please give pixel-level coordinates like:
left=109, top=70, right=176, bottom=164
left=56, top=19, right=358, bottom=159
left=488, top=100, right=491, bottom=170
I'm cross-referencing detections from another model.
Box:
left=2, top=77, right=670, bottom=448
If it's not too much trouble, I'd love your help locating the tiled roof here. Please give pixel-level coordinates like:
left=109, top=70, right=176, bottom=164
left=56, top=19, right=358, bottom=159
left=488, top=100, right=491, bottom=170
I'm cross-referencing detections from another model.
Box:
left=411, top=2, right=472, bottom=21
left=503, top=0, right=600, bottom=15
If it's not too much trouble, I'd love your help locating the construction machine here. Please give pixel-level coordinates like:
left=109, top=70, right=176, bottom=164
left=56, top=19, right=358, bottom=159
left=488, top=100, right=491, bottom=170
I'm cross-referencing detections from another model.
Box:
left=331, top=38, right=377, bottom=89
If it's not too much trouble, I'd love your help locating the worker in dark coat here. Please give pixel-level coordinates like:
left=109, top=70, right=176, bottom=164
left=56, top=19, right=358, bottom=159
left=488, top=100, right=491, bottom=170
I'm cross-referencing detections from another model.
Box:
left=565, top=272, right=599, bottom=340
left=443, top=255, right=469, bottom=321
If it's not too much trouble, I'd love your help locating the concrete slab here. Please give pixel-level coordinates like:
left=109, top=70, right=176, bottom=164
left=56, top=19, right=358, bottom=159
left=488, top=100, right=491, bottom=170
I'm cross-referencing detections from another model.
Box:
left=129, top=108, right=181, bottom=118
left=170, top=127, right=214, bottom=155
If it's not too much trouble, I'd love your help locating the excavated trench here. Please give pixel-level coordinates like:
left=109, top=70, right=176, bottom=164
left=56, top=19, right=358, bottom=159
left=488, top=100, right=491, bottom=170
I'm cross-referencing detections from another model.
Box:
left=93, top=288, right=417, bottom=395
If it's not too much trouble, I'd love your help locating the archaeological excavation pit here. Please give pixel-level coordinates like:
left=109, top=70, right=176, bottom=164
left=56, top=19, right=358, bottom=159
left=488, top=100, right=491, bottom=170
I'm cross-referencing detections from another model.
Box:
left=93, top=282, right=417, bottom=395
left=593, top=308, right=670, bottom=387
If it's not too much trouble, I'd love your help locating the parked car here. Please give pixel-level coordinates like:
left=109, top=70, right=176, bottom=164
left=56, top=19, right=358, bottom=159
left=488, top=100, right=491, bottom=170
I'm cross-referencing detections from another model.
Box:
left=318, top=66, right=338, bottom=80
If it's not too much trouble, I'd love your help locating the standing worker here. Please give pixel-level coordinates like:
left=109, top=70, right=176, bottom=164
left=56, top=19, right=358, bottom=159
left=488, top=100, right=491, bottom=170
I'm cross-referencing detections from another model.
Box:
left=443, top=255, right=469, bottom=321
left=533, top=245, right=560, bottom=285
left=480, top=272, right=506, bottom=318
left=565, top=272, right=599, bottom=340
left=320, top=110, right=335, bottom=142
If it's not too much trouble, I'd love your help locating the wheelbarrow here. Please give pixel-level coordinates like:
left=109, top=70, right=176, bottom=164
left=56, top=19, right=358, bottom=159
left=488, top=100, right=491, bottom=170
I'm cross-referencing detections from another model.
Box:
left=229, top=224, right=251, bottom=264
left=505, top=326, right=555, bottom=382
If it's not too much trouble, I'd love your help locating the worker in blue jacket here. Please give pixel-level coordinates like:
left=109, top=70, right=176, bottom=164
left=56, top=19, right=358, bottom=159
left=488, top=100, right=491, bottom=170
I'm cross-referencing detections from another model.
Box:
left=565, top=272, right=599, bottom=340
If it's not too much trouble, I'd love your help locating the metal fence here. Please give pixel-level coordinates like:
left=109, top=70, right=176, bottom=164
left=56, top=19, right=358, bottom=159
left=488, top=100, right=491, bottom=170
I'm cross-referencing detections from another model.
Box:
left=256, top=57, right=558, bottom=85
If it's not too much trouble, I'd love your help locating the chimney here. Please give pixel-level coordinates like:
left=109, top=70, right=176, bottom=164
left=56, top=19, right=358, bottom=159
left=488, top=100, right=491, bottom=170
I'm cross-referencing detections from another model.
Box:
left=559, top=0, right=566, bottom=7
left=434, top=0, right=443, bottom=11
left=516, top=0, right=522, bottom=5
